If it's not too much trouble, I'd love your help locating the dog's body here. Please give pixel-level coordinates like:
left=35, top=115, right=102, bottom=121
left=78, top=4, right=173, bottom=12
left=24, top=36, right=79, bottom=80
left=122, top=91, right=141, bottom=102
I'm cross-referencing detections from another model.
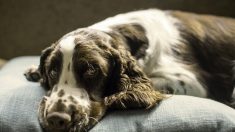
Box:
left=25, top=9, right=235, bottom=132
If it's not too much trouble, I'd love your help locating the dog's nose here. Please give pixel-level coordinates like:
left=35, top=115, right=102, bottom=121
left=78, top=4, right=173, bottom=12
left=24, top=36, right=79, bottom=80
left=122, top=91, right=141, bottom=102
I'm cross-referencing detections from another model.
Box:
left=47, top=112, right=71, bottom=129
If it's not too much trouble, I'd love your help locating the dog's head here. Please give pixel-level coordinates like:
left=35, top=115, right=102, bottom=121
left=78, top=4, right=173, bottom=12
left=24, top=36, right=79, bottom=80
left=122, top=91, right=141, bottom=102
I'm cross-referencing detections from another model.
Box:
left=36, top=27, right=164, bottom=132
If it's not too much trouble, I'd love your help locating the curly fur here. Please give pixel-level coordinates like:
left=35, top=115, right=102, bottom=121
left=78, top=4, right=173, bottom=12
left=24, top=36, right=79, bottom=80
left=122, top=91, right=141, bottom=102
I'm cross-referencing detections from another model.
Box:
left=104, top=42, right=164, bottom=109
left=24, top=8, right=235, bottom=132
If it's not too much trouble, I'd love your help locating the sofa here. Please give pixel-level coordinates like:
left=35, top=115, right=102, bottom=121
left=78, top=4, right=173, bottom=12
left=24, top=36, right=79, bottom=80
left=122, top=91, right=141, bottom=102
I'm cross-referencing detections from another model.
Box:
left=0, top=57, right=235, bottom=132
left=1, top=0, right=235, bottom=132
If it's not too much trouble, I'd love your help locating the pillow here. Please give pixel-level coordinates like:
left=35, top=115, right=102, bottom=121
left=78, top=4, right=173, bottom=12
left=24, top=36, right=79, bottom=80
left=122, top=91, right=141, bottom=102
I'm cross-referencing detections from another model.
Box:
left=92, top=96, right=235, bottom=132
left=0, top=57, right=235, bottom=132
left=0, top=57, right=44, bottom=132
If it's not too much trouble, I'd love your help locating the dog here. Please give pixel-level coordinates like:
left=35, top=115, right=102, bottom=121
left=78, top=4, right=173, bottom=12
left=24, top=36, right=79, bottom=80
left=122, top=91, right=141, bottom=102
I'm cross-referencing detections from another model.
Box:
left=24, top=9, right=235, bottom=132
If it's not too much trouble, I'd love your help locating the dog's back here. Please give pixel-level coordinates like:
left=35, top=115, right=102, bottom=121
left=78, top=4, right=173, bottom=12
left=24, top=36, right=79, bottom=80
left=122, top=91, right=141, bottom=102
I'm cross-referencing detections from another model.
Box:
left=170, top=11, right=235, bottom=104
left=90, top=9, right=235, bottom=107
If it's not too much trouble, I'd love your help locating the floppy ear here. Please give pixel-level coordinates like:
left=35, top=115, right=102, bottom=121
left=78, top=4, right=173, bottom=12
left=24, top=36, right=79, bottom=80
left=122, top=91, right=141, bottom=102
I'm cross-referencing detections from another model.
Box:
left=104, top=46, right=164, bottom=109
left=38, top=46, right=54, bottom=88
left=24, top=45, right=54, bottom=89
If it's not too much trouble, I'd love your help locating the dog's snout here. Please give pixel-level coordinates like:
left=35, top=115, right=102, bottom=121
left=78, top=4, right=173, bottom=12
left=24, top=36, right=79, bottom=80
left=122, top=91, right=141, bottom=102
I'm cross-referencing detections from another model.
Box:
left=47, top=112, right=71, bottom=129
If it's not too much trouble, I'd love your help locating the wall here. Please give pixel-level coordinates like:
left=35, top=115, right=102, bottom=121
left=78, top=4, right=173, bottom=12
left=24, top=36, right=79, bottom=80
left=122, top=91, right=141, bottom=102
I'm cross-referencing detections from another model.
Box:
left=0, top=0, right=235, bottom=59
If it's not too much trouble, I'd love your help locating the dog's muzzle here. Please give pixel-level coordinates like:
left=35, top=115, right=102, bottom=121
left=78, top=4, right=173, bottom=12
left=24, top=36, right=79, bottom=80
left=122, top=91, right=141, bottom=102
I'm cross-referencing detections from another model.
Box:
left=38, top=96, right=90, bottom=132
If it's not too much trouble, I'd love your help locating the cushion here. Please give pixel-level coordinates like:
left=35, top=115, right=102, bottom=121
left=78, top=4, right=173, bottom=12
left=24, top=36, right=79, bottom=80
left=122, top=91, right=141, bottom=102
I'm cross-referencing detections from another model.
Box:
left=0, top=56, right=235, bottom=132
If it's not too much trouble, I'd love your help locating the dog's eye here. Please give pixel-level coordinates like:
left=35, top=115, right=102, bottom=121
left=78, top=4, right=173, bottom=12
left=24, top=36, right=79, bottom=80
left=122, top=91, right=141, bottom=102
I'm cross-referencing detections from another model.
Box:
left=49, top=69, right=58, bottom=79
left=83, top=64, right=98, bottom=78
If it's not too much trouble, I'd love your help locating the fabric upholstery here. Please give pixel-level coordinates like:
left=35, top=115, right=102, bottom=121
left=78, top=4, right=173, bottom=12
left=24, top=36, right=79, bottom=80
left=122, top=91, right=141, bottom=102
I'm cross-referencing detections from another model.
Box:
left=0, top=57, right=235, bottom=132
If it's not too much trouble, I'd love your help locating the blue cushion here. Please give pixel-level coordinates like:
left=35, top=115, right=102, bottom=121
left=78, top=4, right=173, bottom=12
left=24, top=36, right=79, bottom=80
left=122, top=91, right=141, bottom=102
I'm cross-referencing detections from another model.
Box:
left=0, top=57, right=235, bottom=132
left=0, top=57, right=44, bottom=132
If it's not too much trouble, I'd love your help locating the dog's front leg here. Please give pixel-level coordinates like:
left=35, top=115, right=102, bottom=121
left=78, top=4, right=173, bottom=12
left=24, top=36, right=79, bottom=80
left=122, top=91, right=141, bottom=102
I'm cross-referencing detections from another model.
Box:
left=24, top=65, right=41, bottom=82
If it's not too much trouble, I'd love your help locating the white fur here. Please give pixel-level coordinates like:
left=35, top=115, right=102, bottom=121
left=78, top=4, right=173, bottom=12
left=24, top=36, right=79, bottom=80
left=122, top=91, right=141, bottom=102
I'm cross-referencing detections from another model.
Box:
left=50, top=36, right=90, bottom=108
left=48, top=9, right=207, bottom=108
left=90, top=9, right=207, bottom=97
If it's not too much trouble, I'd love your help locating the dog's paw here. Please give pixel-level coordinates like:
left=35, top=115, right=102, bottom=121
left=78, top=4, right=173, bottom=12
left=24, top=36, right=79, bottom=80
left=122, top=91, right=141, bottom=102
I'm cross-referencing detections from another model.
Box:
left=24, top=65, right=41, bottom=82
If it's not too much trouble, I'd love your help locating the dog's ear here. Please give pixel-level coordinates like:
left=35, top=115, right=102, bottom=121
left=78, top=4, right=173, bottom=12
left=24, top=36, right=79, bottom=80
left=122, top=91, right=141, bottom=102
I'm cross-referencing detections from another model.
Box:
left=38, top=46, right=55, bottom=88
left=104, top=45, right=164, bottom=109
left=24, top=45, right=54, bottom=89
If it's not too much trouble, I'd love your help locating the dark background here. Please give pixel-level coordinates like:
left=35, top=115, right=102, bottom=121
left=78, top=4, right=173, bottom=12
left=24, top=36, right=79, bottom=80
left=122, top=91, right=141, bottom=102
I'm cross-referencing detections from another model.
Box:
left=1, top=0, right=235, bottom=59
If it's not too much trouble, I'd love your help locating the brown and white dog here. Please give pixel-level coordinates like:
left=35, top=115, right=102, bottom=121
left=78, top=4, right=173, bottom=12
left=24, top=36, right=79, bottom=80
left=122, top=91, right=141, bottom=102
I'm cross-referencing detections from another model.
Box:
left=24, top=9, right=235, bottom=132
